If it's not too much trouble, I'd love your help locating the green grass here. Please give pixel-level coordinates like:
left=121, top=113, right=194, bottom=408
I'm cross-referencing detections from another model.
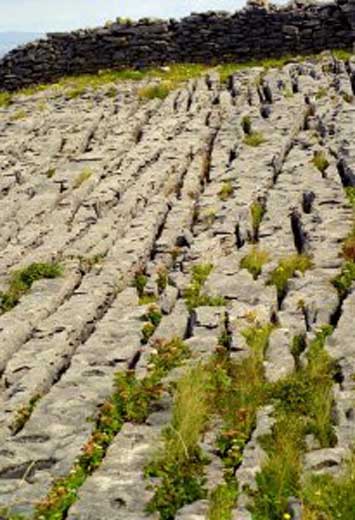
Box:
left=0, top=262, right=63, bottom=313
left=10, top=395, right=41, bottom=434
left=250, top=201, right=266, bottom=242
left=35, top=337, right=190, bottom=520
left=345, top=187, right=355, bottom=208
left=218, top=181, right=234, bottom=201
left=145, top=364, right=211, bottom=520
left=184, top=263, right=225, bottom=310
left=244, top=132, right=266, bottom=147
left=267, top=254, right=313, bottom=303
left=0, top=92, right=12, bottom=108
left=73, top=167, right=92, bottom=189
left=302, top=455, right=355, bottom=520
left=241, top=248, right=270, bottom=280
left=315, top=87, right=328, bottom=100
left=241, top=115, right=252, bottom=135
left=208, top=482, right=238, bottom=520
left=332, top=261, right=355, bottom=297
left=141, top=304, right=163, bottom=344
left=251, top=325, right=335, bottom=519
left=10, top=109, right=27, bottom=121
left=312, top=151, right=329, bottom=175
left=138, top=83, right=172, bottom=100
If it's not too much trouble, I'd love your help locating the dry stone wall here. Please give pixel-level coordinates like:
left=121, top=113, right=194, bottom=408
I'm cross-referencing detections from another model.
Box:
left=1, top=0, right=355, bottom=90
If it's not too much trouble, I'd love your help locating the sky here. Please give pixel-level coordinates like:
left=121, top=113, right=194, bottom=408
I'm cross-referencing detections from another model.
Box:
left=0, top=0, right=251, bottom=33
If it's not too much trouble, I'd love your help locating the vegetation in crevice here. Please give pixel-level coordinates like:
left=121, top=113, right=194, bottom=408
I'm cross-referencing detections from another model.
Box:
left=244, top=132, right=266, bottom=147
left=10, top=395, right=42, bottom=435
left=145, top=364, right=211, bottom=520
left=312, top=150, right=330, bottom=176
left=73, top=167, right=92, bottom=189
left=0, top=262, right=63, bottom=314
left=250, top=325, right=336, bottom=520
left=267, top=254, right=313, bottom=306
left=302, top=454, right=355, bottom=519
left=141, top=304, right=163, bottom=344
left=332, top=261, right=355, bottom=297
left=240, top=248, right=269, bottom=279
left=33, top=337, right=190, bottom=520
left=184, top=263, right=225, bottom=311
left=250, top=200, right=266, bottom=242
left=208, top=481, right=238, bottom=520
left=218, top=181, right=234, bottom=201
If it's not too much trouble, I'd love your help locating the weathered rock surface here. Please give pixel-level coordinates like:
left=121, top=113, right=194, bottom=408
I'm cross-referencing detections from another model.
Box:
left=0, top=54, right=354, bottom=519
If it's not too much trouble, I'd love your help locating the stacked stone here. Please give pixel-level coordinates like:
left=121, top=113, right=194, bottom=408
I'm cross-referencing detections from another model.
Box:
left=1, top=0, right=355, bottom=91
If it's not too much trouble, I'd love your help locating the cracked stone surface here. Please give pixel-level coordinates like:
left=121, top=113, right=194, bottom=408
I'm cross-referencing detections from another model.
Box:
left=0, top=53, right=355, bottom=519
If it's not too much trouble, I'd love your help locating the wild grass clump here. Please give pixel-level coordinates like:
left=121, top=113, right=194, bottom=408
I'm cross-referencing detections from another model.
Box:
left=0, top=92, right=12, bottom=108
left=73, top=167, right=92, bottom=189
left=138, top=82, right=172, bottom=100
left=10, top=109, right=27, bottom=121
left=10, top=395, right=41, bottom=434
left=36, top=337, right=190, bottom=519
left=332, top=261, right=355, bottom=297
left=345, top=186, right=355, bottom=208
left=250, top=200, right=266, bottom=242
left=0, top=262, right=63, bottom=313
left=251, top=326, right=335, bottom=519
left=218, top=181, right=234, bottom=201
left=312, top=151, right=329, bottom=175
left=241, top=115, right=252, bottom=135
left=267, top=254, right=313, bottom=304
left=302, top=455, right=355, bottom=519
left=184, top=264, right=225, bottom=310
left=315, top=87, right=327, bottom=100
left=244, top=132, right=266, bottom=147
left=145, top=365, right=211, bottom=520
left=241, top=249, right=269, bottom=279
left=208, top=482, right=238, bottom=520
left=141, top=304, right=162, bottom=344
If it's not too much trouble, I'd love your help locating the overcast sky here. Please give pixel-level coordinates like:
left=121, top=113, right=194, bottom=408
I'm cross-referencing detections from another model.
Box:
left=0, top=0, right=255, bottom=32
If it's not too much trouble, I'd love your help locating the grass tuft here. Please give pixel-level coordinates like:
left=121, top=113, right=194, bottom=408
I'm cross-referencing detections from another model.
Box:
left=312, top=151, right=329, bottom=175
left=0, top=262, right=63, bottom=314
left=244, top=132, right=266, bottom=147
left=145, top=364, right=211, bottom=520
left=267, top=254, right=313, bottom=303
left=184, top=264, right=225, bottom=310
left=73, top=167, right=92, bottom=189
left=218, top=181, right=234, bottom=201
left=240, top=248, right=270, bottom=280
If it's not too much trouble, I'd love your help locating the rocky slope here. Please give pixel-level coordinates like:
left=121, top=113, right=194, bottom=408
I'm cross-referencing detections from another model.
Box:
left=0, top=53, right=355, bottom=519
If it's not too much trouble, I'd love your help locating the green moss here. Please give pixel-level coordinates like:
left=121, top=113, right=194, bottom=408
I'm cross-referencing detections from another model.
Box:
left=0, top=262, right=63, bottom=314
left=241, top=248, right=269, bottom=279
